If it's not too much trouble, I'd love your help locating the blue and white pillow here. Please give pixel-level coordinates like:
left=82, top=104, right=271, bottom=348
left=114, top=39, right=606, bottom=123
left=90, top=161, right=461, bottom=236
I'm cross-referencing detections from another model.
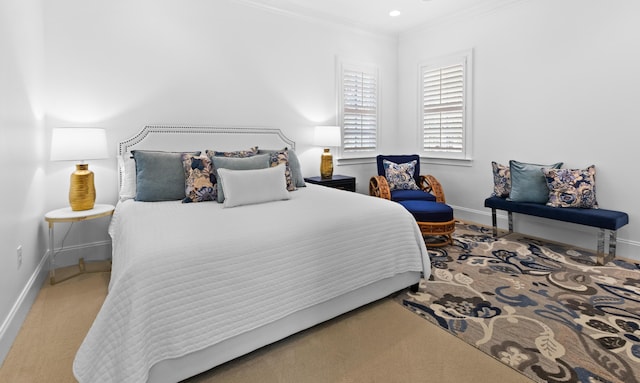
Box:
left=491, top=161, right=511, bottom=198
left=383, top=159, right=420, bottom=191
left=181, top=154, right=216, bottom=203
left=543, top=165, right=598, bottom=208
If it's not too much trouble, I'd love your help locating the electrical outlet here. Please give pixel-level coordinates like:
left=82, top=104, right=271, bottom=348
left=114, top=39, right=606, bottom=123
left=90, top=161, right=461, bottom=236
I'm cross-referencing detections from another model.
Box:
left=17, top=245, right=22, bottom=268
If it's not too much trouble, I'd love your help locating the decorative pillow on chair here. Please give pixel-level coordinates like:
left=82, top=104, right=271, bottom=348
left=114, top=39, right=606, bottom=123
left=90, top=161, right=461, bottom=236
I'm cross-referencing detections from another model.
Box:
left=182, top=154, right=216, bottom=203
left=543, top=165, right=598, bottom=208
left=383, top=159, right=420, bottom=191
left=268, top=149, right=295, bottom=191
left=491, top=161, right=511, bottom=198
left=508, top=160, right=563, bottom=204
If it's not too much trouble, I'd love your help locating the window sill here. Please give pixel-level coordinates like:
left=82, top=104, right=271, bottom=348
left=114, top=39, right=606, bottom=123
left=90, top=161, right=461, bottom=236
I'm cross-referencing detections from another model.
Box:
left=336, top=156, right=377, bottom=166
left=420, top=157, right=473, bottom=167
left=336, top=156, right=473, bottom=167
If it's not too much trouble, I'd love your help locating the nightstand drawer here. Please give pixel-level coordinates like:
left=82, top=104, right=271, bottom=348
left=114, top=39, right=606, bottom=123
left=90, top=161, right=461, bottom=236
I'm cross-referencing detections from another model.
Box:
left=304, top=175, right=356, bottom=192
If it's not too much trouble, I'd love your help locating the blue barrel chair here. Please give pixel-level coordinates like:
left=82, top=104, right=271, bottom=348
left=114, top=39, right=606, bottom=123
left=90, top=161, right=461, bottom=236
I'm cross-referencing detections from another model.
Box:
left=369, top=155, right=455, bottom=247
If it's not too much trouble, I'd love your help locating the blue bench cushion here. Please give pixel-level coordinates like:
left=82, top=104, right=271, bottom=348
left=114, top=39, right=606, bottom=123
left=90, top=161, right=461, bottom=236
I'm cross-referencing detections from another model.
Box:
left=391, top=189, right=436, bottom=202
left=398, top=200, right=453, bottom=222
left=484, top=196, right=628, bottom=231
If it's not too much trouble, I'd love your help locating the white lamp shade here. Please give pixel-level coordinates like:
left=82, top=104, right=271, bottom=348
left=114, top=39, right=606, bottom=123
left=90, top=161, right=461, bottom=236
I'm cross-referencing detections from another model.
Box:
left=314, top=126, right=341, bottom=147
left=50, top=128, right=108, bottom=161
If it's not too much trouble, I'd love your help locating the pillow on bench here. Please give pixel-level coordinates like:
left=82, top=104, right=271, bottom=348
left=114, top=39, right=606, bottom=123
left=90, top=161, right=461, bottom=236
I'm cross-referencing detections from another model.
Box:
left=508, top=160, right=562, bottom=204
left=491, top=161, right=599, bottom=210
left=491, top=161, right=511, bottom=198
left=542, top=165, right=598, bottom=209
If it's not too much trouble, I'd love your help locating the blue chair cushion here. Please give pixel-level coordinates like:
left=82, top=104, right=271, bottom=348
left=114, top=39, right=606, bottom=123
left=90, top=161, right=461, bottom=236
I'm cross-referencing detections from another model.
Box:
left=397, top=201, right=454, bottom=223
left=391, top=189, right=436, bottom=202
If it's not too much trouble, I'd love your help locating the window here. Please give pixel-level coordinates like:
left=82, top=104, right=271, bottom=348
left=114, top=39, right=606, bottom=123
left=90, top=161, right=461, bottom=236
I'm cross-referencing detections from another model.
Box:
left=338, top=60, right=378, bottom=153
left=419, top=50, right=472, bottom=161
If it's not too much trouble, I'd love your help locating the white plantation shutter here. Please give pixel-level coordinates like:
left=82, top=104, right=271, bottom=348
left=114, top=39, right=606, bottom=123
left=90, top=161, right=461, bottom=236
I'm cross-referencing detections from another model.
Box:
left=422, top=63, right=464, bottom=152
left=341, top=66, right=378, bottom=152
left=419, top=50, right=472, bottom=161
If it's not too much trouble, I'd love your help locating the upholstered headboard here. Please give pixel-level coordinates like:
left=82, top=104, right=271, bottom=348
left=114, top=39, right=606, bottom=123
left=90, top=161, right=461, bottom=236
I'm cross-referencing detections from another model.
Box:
left=117, top=125, right=296, bottom=193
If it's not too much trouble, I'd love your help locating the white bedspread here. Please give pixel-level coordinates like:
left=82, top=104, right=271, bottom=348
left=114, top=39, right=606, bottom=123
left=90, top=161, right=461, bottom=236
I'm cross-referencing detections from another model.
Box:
left=73, top=185, right=430, bottom=383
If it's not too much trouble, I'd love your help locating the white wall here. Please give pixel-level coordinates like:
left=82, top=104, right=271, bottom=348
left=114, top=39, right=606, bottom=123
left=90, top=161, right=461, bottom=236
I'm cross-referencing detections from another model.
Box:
left=398, top=0, right=639, bottom=260
left=43, top=0, right=398, bottom=199
left=0, top=0, right=47, bottom=364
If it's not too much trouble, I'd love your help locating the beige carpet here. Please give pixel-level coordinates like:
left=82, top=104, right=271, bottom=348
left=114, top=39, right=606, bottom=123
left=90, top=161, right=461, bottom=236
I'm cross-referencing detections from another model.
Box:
left=0, top=270, right=531, bottom=383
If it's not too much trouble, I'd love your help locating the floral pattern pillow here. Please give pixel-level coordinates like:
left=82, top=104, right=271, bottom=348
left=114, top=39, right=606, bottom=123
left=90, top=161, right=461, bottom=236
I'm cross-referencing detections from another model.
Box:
left=182, top=154, right=216, bottom=203
left=543, top=165, right=598, bottom=208
left=269, top=149, right=295, bottom=191
left=383, top=159, right=420, bottom=191
left=206, top=146, right=258, bottom=158
left=491, top=161, right=511, bottom=198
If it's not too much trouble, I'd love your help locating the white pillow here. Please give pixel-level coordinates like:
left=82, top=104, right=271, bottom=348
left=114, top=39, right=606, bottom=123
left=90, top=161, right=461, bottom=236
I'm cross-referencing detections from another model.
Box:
left=118, top=155, right=136, bottom=201
left=217, top=164, right=290, bottom=208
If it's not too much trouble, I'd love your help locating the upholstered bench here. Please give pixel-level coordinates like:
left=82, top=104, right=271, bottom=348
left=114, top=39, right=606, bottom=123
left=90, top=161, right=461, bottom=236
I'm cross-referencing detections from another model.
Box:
left=484, top=196, right=629, bottom=265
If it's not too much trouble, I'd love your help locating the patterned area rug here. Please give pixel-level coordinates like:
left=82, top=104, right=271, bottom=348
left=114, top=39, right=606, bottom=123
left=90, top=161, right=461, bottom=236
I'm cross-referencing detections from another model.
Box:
left=396, top=222, right=640, bottom=383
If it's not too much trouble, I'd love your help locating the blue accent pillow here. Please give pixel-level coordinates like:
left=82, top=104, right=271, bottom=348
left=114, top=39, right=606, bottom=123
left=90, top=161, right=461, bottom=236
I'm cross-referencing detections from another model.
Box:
left=133, top=150, right=201, bottom=202
left=268, top=149, right=295, bottom=191
left=508, top=160, right=563, bottom=204
left=543, top=165, right=598, bottom=208
left=206, top=147, right=258, bottom=158
left=210, top=154, right=270, bottom=202
left=383, top=159, right=420, bottom=191
left=181, top=154, right=216, bottom=203
left=491, top=161, right=511, bottom=198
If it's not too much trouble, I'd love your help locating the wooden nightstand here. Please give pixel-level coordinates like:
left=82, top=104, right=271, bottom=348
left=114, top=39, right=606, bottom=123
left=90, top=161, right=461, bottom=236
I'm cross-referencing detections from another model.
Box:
left=304, top=175, right=356, bottom=192
left=45, top=204, right=115, bottom=284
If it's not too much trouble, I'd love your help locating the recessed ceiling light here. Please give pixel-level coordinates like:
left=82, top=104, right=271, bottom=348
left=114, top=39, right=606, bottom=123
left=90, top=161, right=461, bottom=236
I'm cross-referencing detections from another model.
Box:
left=389, top=10, right=401, bottom=17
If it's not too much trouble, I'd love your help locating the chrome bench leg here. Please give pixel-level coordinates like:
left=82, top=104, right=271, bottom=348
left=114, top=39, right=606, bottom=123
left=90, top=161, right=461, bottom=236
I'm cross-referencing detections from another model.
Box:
left=491, top=209, right=513, bottom=238
left=596, top=229, right=616, bottom=265
left=491, top=209, right=498, bottom=237
left=508, top=212, right=513, bottom=233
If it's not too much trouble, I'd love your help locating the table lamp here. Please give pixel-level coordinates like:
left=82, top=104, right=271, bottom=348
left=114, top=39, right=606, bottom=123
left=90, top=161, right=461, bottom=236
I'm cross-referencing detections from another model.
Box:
left=50, top=128, right=108, bottom=211
left=314, top=126, right=341, bottom=179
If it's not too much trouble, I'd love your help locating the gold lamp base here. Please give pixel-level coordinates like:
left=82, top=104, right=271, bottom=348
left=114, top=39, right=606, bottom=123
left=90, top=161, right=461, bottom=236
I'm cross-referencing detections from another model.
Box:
left=69, top=164, right=96, bottom=211
left=320, top=148, right=334, bottom=179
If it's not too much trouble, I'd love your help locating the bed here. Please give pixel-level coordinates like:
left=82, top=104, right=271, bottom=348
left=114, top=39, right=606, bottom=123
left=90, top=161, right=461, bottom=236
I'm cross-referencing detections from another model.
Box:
left=73, top=125, right=431, bottom=383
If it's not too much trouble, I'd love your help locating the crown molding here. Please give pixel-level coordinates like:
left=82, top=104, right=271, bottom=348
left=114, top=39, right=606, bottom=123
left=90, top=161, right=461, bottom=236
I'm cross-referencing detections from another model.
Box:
left=232, top=0, right=527, bottom=42
left=399, top=0, right=527, bottom=40
left=231, top=0, right=397, bottom=41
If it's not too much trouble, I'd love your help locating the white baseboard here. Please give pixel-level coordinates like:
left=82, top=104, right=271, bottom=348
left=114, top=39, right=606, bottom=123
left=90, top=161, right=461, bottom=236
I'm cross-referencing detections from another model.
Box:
left=0, top=251, right=48, bottom=366
left=0, top=240, right=111, bottom=366
left=451, top=204, right=639, bottom=262
left=51, top=240, right=112, bottom=268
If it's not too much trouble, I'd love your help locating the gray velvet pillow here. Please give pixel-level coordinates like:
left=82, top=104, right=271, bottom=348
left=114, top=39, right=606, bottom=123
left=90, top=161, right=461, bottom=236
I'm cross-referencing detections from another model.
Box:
left=211, top=154, right=271, bottom=202
left=132, top=150, right=201, bottom=202
left=508, top=160, right=562, bottom=204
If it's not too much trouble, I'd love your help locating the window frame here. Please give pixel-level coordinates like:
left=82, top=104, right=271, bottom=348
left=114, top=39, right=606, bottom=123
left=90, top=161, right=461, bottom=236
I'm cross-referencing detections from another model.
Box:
left=337, top=58, right=379, bottom=157
left=417, top=49, right=473, bottom=163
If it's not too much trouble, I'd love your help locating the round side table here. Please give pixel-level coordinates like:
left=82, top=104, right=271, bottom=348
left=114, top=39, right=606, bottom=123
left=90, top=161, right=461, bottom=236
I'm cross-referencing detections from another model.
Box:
left=45, top=204, right=115, bottom=284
